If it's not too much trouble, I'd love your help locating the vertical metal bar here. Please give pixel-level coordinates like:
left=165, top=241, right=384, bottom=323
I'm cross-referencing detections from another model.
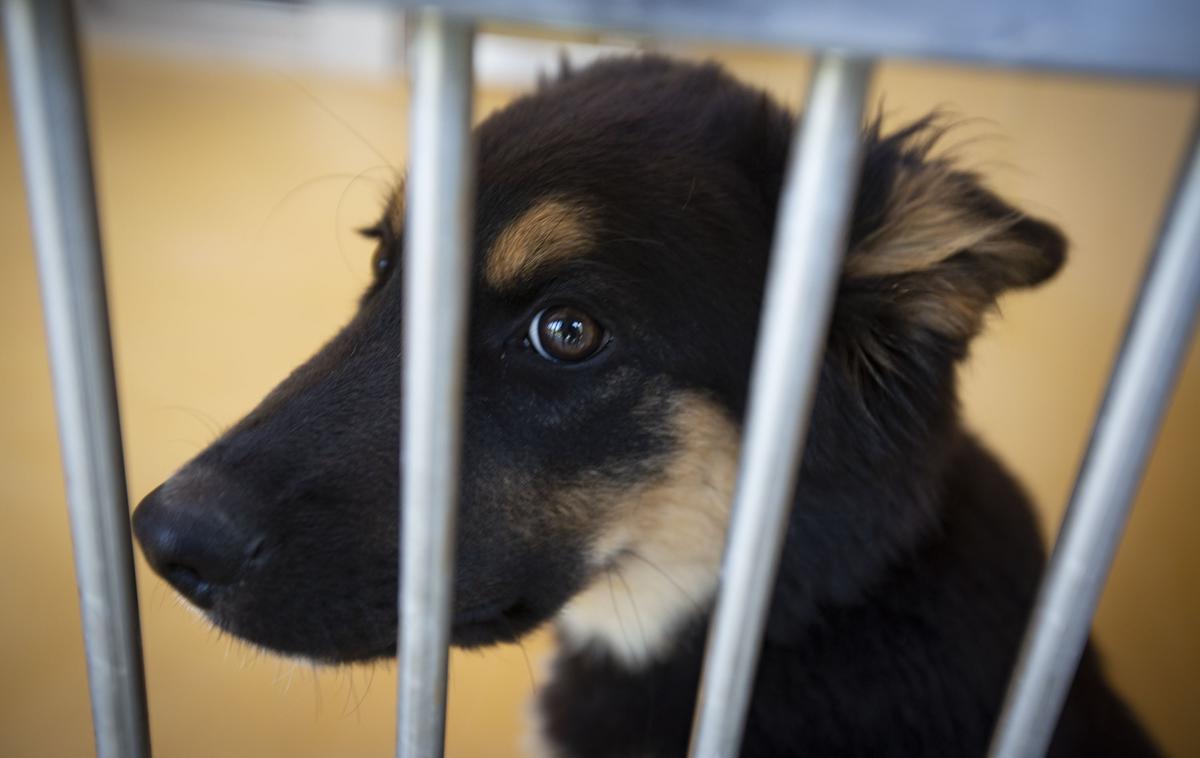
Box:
left=687, top=55, right=873, bottom=758
left=989, top=125, right=1200, bottom=758
left=1, top=1, right=151, bottom=757
left=397, top=9, right=475, bottom=758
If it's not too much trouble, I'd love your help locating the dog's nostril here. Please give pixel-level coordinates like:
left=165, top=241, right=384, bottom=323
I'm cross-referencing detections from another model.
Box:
left=163, top=563, right=215, bottom=608
left=165, top=563, right=203, bottom=587
left=132, top=474, right=262, bottom=607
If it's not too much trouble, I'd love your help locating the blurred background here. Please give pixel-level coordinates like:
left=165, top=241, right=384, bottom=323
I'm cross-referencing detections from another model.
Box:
left=1, top=1, right=1197, bottom=756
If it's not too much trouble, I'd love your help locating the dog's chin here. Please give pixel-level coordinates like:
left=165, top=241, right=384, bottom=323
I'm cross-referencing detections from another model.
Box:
left=190, top=597, right=546, bottom=663
left=190, top=601, right=396, bottom=664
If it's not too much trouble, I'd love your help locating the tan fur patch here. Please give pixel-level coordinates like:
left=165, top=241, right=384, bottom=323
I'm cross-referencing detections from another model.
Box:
left=485, top=199, right=594, bottom=288
left=556, top=394, right=740, bottom=668
left=844, top=161, right=1053, bottom=339
left=846, top=164, right=1014, bottom=279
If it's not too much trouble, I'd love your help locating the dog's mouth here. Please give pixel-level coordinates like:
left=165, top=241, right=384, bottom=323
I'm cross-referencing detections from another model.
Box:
left=172, top=585, right=543, bottom=662
left=451, top=599, right=541, bottom=648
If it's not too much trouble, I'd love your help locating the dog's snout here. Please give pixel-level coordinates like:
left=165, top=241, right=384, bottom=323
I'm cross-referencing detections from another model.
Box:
left=132, top=472, right=262, bottom=609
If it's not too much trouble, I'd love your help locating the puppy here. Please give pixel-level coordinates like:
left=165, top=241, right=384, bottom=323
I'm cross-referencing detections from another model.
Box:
left=133, top=56, right=1158, bottom=756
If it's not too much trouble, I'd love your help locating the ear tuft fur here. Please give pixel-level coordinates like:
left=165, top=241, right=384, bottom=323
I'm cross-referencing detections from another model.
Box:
left=538, top=51, right=575, bottom=90
left=844, top=116, right=1066, bottom=342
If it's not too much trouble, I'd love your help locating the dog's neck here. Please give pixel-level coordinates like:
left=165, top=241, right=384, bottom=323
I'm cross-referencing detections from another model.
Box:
left=555, top=394, right=739, bottom=668
left=552, top=431, right=955, bottom=672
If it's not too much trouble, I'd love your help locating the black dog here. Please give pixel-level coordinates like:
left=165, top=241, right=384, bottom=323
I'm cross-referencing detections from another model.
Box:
left=133, top=56, right=1158, bottom=756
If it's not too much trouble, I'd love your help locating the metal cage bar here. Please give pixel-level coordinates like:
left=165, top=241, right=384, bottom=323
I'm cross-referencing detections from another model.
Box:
left=988, top=124, right=1200, bottom=758
left=397, top=9, right=476, bottom=758
left=385, top=0, right=1200, bottom=81
left=688, top=55, right=874, bottom=758
left=1, top=0, right=151, bottom=757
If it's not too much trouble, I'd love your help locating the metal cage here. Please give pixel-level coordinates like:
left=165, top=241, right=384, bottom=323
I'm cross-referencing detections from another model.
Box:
left=3, top=1, right=1198, bottom=757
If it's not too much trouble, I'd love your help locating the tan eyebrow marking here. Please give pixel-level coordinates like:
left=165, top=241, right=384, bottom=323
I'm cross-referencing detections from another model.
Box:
left=485, top=199, right=594, bottom=288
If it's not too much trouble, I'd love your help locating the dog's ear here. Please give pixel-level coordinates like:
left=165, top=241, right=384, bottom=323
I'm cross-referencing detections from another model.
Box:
left=840, top=118, right=1066, bottom=347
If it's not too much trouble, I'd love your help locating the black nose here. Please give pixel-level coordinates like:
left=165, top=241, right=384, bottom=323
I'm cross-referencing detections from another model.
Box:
left=132, top=469, right=263, bottom=609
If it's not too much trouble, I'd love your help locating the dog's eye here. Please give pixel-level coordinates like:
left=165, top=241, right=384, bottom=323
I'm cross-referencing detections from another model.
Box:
left=528, top=306, right=606, bottom=363
left=372, top=246, right=393, bottom=279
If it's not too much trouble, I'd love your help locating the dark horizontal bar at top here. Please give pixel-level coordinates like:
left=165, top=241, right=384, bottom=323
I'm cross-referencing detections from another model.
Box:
left=373, top=0, right=1200, bottom=81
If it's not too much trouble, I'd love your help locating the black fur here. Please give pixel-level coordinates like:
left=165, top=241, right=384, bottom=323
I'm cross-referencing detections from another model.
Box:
left=132, top=56, right=1158, bottom=756
left=541, top=438, right=1156, bottom=757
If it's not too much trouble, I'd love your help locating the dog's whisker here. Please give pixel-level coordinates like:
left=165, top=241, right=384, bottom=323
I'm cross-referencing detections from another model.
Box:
left=605, top=568, right=638, bottom=663
left=496, top=614, right=539, bottom=693
left=516, top=639, right=538, bottom=694
left=612, top=565, right=649, bottom=659
left=355, top=663, right=378, bottom=714
left=309, top=660, right=324, bottom=719
left=151, top=581, right=167, bottom=610
left=158, top=404, right=225, bottom=442
left=255, top=171, right=389, bottom=243
left=273, top=69, right=397, bottom=170
left=335, top=163, right=395, bottom=279
left=623, top=549, right=706, bottom=617
left=338, top=666, right=357, bottom=720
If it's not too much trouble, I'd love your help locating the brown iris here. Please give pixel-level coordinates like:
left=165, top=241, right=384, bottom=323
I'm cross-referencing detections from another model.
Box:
left=529, top=306, right=605, bottom=363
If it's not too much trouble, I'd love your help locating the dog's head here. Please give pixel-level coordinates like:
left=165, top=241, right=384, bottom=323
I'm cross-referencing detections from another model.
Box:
left=132, top=57, right=1064, bottom=666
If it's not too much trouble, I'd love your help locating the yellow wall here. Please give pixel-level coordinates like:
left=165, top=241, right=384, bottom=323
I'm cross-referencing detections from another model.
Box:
left=0, top=41, right=1196, bottom=757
